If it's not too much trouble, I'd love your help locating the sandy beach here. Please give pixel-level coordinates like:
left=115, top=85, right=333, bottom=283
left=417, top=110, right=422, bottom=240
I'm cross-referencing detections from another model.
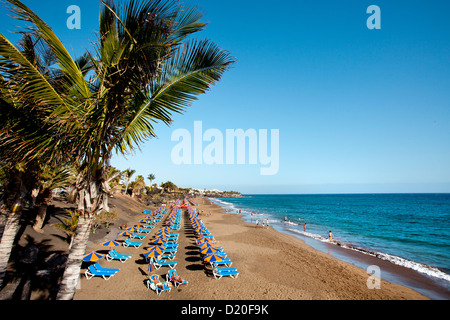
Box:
left=70, top=196, right=428, bottom=300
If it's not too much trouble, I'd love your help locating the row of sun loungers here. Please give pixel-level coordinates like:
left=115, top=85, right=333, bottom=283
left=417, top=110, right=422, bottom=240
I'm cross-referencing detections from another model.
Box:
left=188, top=207, right=239, bottom=280
left=144, top=204, right=189, bottom=295
left=187, top=198, right=198, bottom=206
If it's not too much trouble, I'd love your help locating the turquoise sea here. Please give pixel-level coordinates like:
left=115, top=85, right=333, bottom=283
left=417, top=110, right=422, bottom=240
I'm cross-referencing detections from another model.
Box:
left=215, top=194, right=450, bottom=298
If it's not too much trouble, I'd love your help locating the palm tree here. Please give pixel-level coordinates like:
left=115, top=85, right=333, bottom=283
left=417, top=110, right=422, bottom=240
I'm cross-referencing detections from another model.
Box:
left=1, top=0, right=235, bottom=299
left=0, top=28, right=81, bottom=287
left=32, top=164, right=76, bottom=233
left=161, top=181, right=178, bottom=192
left=106, top=166, right=123, bottom=194
left=147, top=173, right=156, bottom=187
left=52, top=210, right=80, bottom=249
left=122, top=168, right=136, bottom=195
left=130, top=175, right=146, bottom=197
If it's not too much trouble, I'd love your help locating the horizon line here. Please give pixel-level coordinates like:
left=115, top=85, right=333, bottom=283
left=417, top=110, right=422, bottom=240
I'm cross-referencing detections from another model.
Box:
left=226, top=192, right=450, bottom=196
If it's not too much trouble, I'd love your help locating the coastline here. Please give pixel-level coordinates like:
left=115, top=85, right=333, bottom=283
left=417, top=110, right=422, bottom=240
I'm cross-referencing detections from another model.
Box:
left=72, top=196, right=429, bottom=300
left=212, top=197, right=450, bottom=300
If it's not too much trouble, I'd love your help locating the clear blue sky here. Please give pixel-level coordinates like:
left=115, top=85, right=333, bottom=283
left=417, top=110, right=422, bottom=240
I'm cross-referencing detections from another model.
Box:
left=1, top=0, right=449, bottom=194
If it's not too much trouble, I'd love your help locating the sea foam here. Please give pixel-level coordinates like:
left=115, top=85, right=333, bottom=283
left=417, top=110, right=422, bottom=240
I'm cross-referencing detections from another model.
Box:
left=286, top=226, right=450, bottom=282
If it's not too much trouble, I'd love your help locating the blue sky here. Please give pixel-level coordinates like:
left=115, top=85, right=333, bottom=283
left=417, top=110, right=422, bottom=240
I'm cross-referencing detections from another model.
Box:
left=1, top=0, right=449, bottom=194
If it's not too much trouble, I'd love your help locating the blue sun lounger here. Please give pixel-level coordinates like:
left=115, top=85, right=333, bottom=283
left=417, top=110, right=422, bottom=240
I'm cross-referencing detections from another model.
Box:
left=138, top=227, right=152, bottom=234
left=167, top=269, right=188, bottom=287
left=162, top=248, right=177, bottom=255
left=123, top=238, right=143, bottom=248
left=153, top=258, right=178, bottom=270
left=130, top=232, right=146, bottom=240
left=210, top=258, right=233, bottom=267
left=212, top=264, right=239, bottom=279
left=161, top=253, right=176, bottom=260
left=163, top=242, right=178, bottom=249
left=85, top=263, right=119, bottom=280
left=147, top=274, right=171, bottom=295
left=94, top=262, right=120, bottom=273
left=106, top=249, right=132, bottom=263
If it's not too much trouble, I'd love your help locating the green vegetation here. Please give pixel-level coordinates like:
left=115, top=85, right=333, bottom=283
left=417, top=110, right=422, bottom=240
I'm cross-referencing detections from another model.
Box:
left=51, top=210, right=80, bottom=249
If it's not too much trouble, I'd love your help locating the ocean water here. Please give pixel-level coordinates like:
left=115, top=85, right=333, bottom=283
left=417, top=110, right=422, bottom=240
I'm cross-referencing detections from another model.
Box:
left=215, top=194, right=450, bottom=287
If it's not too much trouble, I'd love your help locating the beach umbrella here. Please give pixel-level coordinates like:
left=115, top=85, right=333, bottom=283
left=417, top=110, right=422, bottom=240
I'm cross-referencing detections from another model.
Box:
left=145, top=245, right=164, bottom=253
left=100, top=240, right=120, bottom=247
left=126, top=226, right=138, bottom=232
left=197, top=237, right=214, bottom=245
left=150, top=238, right=166, bottom=245
left=153, top=236, right=168, bottom=243
left=200, top=246, right=221, bottom=255
left=117, top=231, right=131, bottom=236
left=144, top=246, right=164, bottom=259
left=203, top=254, right=224, bottom=263
left=155, top=231, right=169, bottom=237
left=155, top=232, right=169, bottom=239
left=83, top=252, right=104, bottom=262
left=195, top=225, right=207, bottom=231
left=198, top=242, right=216, bottom=249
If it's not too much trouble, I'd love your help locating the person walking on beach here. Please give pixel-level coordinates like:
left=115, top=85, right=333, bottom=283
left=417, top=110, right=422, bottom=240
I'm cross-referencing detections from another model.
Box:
left=328, top=230, right=333, bottom=242
left=303, top=223, right=306, bottom=232
left=265, top=219, right=270, bottom=229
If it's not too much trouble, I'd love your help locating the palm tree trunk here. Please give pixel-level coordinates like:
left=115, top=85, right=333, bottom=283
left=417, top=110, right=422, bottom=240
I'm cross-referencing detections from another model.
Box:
left=32, top=203, right=47, bottom=234
left=0, top=214, right=6, bottom=242
left=32, top=188, right=52, bottom=233
left=124, top=181, right=129, bottom=195
left=55, top=216, right=92, bottom=300
left=0, top=167, right=31, bottom=290
left=56, top=167, right=108, bottom=300
left=0, top=205, right=22, bottom=289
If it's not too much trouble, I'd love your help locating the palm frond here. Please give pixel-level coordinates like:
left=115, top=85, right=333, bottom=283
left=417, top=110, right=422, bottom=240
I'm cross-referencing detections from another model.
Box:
left=6, top=0, right=91, bottom=99
left=153, top=39, right=235, bottom=109
left=116, top=39, right=235, bottom=153
left=0, top=32, right=67, bottom=108
left=167, top=5, right=207, bottom=44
